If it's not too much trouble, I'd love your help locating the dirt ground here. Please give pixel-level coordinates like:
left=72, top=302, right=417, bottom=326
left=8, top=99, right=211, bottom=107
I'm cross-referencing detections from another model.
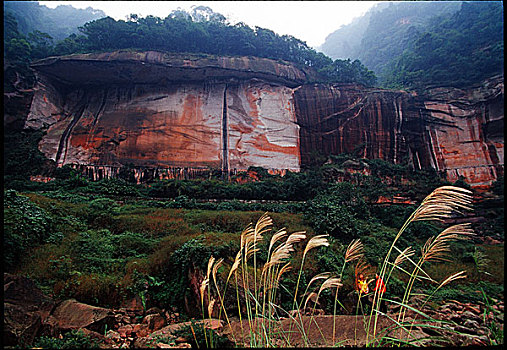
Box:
left=222, top=314, right=428, bottom=347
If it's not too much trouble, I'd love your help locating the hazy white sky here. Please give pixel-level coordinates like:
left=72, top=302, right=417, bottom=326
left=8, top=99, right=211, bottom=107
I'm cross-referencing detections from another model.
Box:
left=38, top=1, right=377, bottom=48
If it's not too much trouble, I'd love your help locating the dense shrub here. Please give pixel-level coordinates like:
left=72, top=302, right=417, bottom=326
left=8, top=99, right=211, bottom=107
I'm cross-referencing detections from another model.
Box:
left=304, top=182, right=369, bottom=240
left=146, top=172, right=322, bottom=201
left=86, top=198, right=120, bottom=228
left=83, top=178, right=143, bottom=197
left=69, top=229, right=158, bottom=274
left=4, top=190, right=54, bottom=271
left=156, top=237, right=213, bottom=309
left=33, top=330, right=100, bottom=349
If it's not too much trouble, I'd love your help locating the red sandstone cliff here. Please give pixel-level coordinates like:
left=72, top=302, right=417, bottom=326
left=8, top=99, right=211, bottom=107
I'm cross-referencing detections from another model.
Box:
left=420, top=76, right=504, bottom=189
left=23, top=51, right=504, bottom=187
left=294, top=76, right=504, bottom=188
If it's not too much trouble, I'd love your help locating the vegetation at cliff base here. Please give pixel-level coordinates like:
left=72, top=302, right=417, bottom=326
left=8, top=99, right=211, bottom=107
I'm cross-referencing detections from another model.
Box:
left=4, top=155, right=503, bottom=311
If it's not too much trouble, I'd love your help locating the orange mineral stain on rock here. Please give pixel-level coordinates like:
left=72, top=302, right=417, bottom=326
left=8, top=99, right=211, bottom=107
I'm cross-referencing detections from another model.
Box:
left=251, top=134, right=299, bottom=156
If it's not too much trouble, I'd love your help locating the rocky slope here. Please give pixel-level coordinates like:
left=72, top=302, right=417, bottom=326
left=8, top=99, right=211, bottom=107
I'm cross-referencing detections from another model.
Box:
left=22, top=51, right=504, bottom=187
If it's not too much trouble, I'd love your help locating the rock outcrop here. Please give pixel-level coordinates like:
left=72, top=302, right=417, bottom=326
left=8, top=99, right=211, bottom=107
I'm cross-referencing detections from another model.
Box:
left=42, top=299, right=115, bottom=336
left=3, top=273, right=55, bottom=346
left=23, top=51, right=504, bottom=187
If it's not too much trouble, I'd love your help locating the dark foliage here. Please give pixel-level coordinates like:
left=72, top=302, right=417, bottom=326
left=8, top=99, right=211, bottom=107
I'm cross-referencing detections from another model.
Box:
left=4, top=1, right=106, bottom=41
left=4, top=190, right=53, bottom=271
left=33, top=329, right=100, bottom=349
left=383, top=2, right=503, bottom=89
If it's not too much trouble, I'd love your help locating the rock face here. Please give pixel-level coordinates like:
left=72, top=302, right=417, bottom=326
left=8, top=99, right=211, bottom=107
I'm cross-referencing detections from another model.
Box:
left=43, top=299, right=115, bottom=336
left=294, top=84, right=419, bottom=166
left=24, top=51, right=504, bottom=187
left=3, top=273, right=55, bottom=346
left=419, top=77, right=504, bottom=189
left=294, top=77, right=504, bottom=188
left=27, top=52, right=303, bottom=181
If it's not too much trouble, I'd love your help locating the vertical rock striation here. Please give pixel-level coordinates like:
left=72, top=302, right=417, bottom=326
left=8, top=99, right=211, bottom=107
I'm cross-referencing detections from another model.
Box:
left=418, top=76, right=504, bottom=188
left=294, top=83, right=416, bottom=167
left=293, top=77, right=503, bottom=188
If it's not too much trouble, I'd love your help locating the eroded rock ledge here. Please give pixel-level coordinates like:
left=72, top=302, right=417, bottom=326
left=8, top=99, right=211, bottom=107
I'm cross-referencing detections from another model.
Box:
left=30, top=50, right=317, bottom=87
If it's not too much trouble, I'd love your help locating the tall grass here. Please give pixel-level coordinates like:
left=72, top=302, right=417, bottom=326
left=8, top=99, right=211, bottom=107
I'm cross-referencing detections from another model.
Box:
left=199, top=212, right=337, bottom=347
left=200, top=186, right=479, bottom=347
left=365, top=186, right=475, bottom=346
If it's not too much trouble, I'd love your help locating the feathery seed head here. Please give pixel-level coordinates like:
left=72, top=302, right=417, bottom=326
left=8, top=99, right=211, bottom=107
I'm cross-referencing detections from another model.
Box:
left=317, top=277, right=342, bottom=297
left=212, top=258, right=224, bottom=286
left=267, top=243, right=292, bottom=266
left=345, top=239, right=364, bottom=263
left=268, top=229, right=288, bottom=256
left=422, top=224, right=475, bottom=262
left=227, top=250, right=242, bottom=281
left=200, top=278, right=209, bottom=304
left=394, top=246, right=415, bottom=267
left=208, top=297, right=216, bottom=318
left=286, top=231, right=307, bottom=246
left=303, top=234, right=329, bottom=259
left=207, top=256, right=215, bottom=279
left=276, top=262, right=292, bottom=283
left=414, top=186, right=473, bottom=222
left=306, top=272, right=332, bottom=292
left=438, top=270, right=467, bottom=289
left=303, top=292, right=319, bottom=310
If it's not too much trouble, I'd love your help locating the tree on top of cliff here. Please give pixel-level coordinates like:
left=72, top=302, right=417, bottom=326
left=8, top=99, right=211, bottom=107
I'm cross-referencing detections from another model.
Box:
left=3, top=5, right=375, bottom=87
left=74, top=9, right=376, bottom=86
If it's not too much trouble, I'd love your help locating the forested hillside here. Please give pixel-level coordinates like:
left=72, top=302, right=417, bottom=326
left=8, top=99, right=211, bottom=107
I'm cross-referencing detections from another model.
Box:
left=320, top=1, right=503, bottom=89
left=383, top=1, right=504, bottom=89
left=3, top=1, right=105, bottom=41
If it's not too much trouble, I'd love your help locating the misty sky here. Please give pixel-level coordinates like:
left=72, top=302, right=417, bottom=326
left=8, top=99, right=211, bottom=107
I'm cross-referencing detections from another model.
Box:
left=38, top=1, right=378, bottom=48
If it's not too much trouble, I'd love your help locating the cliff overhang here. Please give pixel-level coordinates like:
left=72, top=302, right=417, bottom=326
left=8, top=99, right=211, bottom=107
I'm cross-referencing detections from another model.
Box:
left=30, top=50, right=317, bottom=88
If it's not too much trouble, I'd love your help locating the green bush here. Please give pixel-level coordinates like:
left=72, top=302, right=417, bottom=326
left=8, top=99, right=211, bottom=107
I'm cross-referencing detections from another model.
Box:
left=304, top=182, right=369, bottom=240
left=4, top=190, right=54, bottom=271
left=171, top=320, right=233, bottom=348
left=369, top=204, right=415, bottom=229
left=42, top=189, right=97, bottom=203
left=113, top=231, right=158, bottom=259
left=83, top=178, right=143, bottom=197
left=86, top=198, right=119, bottom=228
left=70, top=229, right=118, bottom=273
left=314, top=237, right=346, bottom=274
left=33, top=329, right=100, bottom=349
left=156, top=237, right=213, bottom=308
left=69, top=229, right=157, bottom=274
